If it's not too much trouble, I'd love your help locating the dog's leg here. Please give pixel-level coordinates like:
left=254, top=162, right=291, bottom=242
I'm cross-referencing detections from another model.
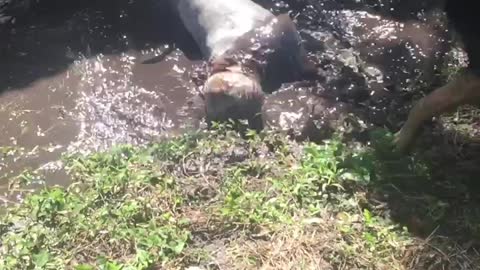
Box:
left=248, top=111, right=264, bottom=132
left=394, top=72, right=480, bottom=153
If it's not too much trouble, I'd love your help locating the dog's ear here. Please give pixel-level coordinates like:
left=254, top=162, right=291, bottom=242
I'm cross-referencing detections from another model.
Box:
left=208, top=55, right=238, bottom=74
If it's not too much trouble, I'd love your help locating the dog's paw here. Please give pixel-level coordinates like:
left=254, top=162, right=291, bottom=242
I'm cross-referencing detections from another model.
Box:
left=393, top=127, right=415, bottom=154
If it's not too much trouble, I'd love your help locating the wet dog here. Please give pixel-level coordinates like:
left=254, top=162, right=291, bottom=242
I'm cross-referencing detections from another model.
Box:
left=394, top=0, right=480, bottom=152
left=170, top=0, right=317, bottom=130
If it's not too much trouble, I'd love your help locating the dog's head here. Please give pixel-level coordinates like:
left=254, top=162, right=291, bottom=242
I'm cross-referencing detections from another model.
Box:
left=201, top=58, right=265, bottom=125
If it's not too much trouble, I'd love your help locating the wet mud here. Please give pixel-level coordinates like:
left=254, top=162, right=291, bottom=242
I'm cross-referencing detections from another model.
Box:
left=0, top=1, right=452, bottom=183
left=0, top=0, right=478, bottom=211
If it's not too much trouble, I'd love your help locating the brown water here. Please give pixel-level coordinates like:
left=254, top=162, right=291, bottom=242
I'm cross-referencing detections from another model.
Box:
left=0, top=0, right=461, bottom=202
left=0, top=1, right=205, bottom=200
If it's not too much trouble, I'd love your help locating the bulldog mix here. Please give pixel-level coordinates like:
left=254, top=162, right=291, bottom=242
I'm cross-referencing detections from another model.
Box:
left=170, top=0, right=317, bottom=131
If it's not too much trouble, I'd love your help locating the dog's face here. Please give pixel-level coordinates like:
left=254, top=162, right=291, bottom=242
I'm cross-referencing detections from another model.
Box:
left=202, top=67, right=265, bottom=123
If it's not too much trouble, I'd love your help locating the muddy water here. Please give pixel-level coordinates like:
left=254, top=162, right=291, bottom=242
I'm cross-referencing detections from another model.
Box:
left=68, top=49, right=197, bottom=153
left=0, top=48, right=201, bottom=199
left=0, top=0, right=462, bottom=201
left=0, top=1, right=204, bottom=200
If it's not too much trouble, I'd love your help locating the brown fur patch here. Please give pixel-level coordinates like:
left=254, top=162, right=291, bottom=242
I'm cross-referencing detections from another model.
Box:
left=205, top=76, right=230, bottom=94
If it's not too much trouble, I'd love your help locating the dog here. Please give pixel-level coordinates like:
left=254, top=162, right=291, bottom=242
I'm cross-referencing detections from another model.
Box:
left=394, top=0, right=480, bottom=153
left=170, top=0, right=318, bottom=131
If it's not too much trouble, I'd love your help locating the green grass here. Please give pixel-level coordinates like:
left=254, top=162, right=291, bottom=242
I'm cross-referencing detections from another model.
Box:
left=1, top=124, right=479, bottom=269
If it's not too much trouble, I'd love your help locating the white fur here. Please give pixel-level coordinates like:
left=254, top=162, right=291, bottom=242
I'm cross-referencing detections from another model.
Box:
left=175, top=0, right=274, bottom=59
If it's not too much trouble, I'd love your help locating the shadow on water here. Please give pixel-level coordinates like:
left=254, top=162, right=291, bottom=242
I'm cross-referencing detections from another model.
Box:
left=0, top=0, right=202, bottom=94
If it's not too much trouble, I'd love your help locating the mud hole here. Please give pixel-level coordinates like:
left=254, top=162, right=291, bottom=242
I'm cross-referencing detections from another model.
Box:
left=0, top=0, right=204, bottom=195
left=1, top=0, right=480, bottom=261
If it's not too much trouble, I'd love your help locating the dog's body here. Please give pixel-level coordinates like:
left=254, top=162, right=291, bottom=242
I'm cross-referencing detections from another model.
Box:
left=170, top=0, right=317, bottom=130
left=170, top=0, right=480, bottom=146
left=176, top=0, right=273, bottom=59
left=394, top=0, right=480, bottom=152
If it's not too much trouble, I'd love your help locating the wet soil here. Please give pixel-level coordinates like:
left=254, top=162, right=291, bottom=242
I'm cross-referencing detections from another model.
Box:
left=0, top=0, right=459, bottom=190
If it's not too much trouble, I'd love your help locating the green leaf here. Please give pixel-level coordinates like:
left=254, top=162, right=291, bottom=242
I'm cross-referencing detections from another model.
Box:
left=75, top=264, right=95, bottom=270
left=363, top=209, right=373, bottom=225
left=172, top=241, right=186, bottom=254
left=32, top=250, right=50, bottom=267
